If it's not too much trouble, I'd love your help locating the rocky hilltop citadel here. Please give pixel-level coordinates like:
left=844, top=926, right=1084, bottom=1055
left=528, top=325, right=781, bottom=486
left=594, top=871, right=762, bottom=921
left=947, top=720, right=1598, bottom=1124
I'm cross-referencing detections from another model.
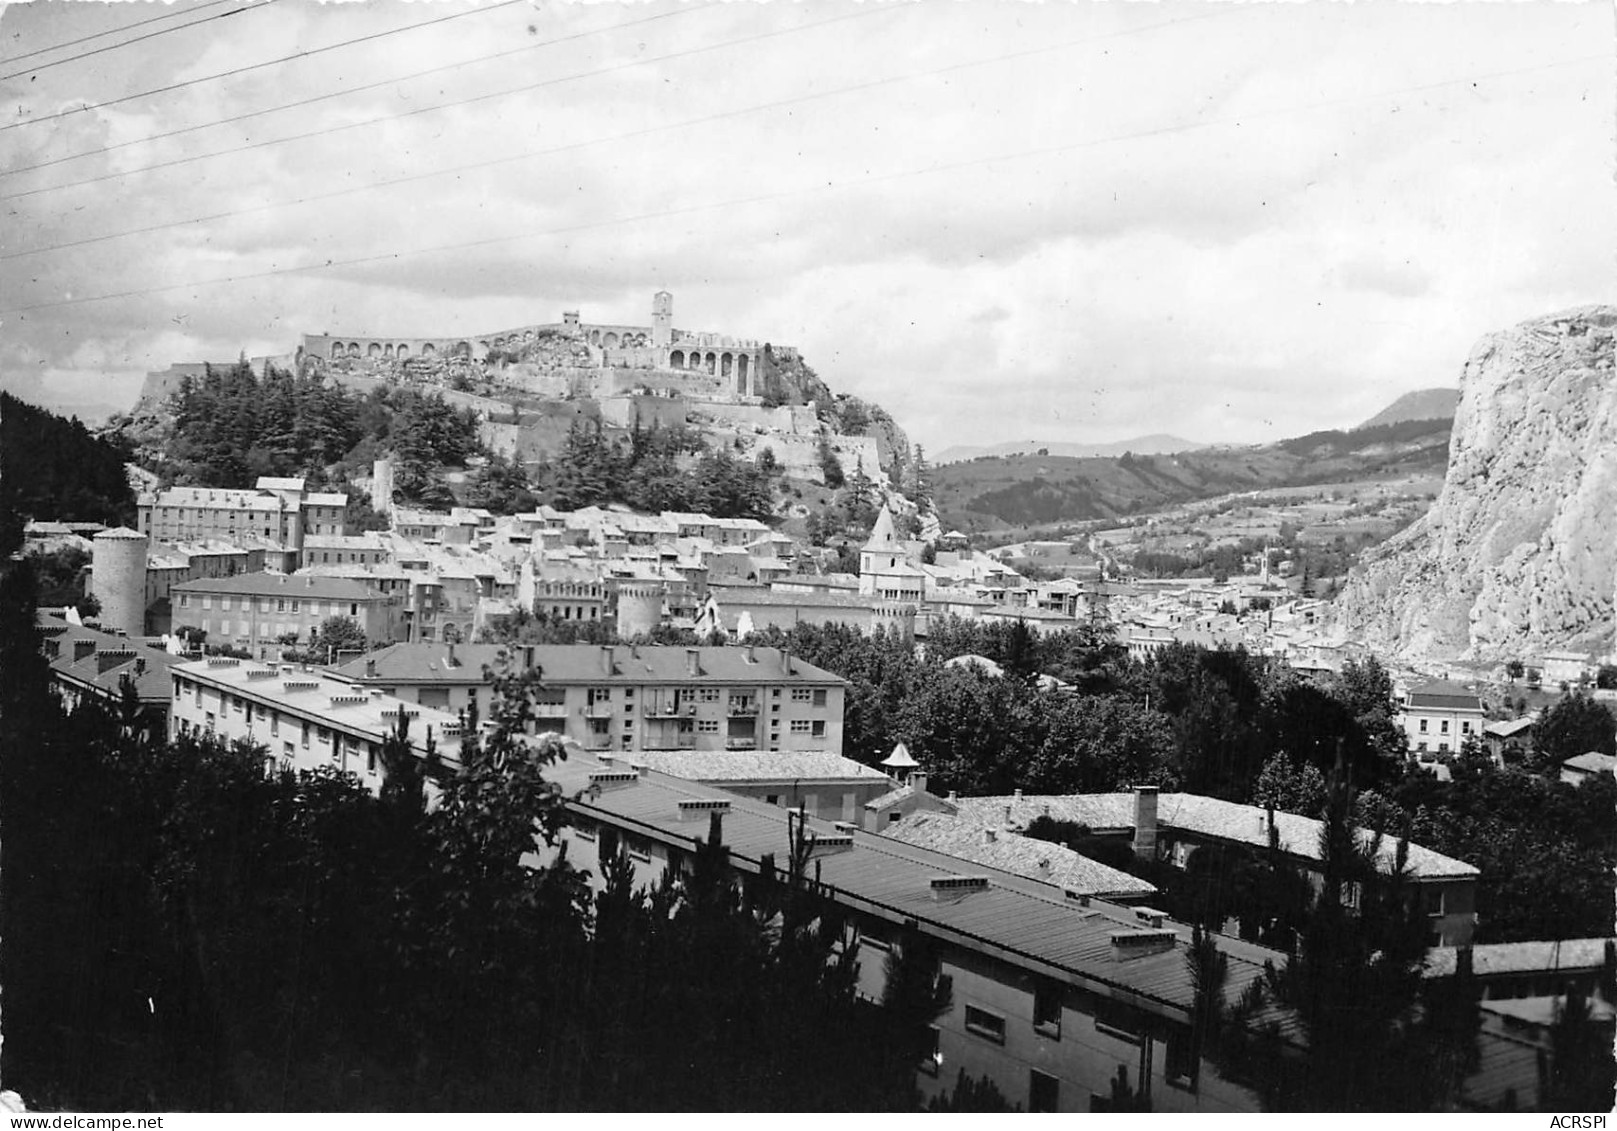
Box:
left=1335, top=305, right=1616, bottom=663
left=134, top=290, right=909, bottom=488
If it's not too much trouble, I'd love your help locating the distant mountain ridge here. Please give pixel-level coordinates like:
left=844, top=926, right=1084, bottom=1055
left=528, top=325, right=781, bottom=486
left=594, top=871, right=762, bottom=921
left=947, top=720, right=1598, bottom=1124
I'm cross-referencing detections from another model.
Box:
left=935, top=433, right=1202, bottom=464
left=930, top=415, right=1453, bottom=533
left=1358, top=388, right=1459, bottom=430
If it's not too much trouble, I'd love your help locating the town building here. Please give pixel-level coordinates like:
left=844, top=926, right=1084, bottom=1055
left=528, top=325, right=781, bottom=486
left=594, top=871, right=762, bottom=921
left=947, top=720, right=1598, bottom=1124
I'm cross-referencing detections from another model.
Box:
left=544, top=755, right=1275, bottom=1113
left=1560, top=751, right=1616, bottom=786
left=170, top=571, right=399, bottom=658
left=858, top=505, right=927, bottom=603
left=1397, top=679, right=1487, bottom=757
left=1538, top=649, right=1594, bottom=686
left=330, top=642, right=847, bottom=756
left=167, top=656, right=464, bottom=786
left=1481, top=714, right=1537, bottom=765
left=136, top=476, right=350, bottom=552
left=36, top=612, right=183, bottom=726
left=951, top=788, right=1481, bottom=946
left=614, top=749, right=894, bottom=819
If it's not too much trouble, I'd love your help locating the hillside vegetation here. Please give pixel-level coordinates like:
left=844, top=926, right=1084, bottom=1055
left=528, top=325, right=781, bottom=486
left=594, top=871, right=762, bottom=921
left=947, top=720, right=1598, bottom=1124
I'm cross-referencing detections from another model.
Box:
left=931, top=416, right=1453, bottom=532
left=0, top=392, right=137, bottom=543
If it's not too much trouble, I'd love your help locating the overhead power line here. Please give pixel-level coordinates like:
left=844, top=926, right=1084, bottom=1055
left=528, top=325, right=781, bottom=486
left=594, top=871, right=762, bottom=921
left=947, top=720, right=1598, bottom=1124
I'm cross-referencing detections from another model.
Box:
left=0, top=0, right=526, bottom=134
left=5, top=50, right=1602, bottom=318
left=0, top=10, right=1242, bottom=259
left=0, top=0, right=235, bottom=68
left=0, top=5, right=899, bottom=202
left=0, top=2, right=271, bottom=83
left=3, top=5, right=704, bottom=180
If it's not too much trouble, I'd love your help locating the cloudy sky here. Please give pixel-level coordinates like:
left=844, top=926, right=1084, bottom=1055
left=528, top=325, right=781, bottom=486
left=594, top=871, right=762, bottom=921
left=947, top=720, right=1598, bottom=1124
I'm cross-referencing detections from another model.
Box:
left=1, top=0, right=1611, bottom=454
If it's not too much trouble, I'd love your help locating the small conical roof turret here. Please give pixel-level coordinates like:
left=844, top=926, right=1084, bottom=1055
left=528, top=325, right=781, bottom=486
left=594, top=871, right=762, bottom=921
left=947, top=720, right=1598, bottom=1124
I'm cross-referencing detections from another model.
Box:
left=880, top=741, right=918, bottom=770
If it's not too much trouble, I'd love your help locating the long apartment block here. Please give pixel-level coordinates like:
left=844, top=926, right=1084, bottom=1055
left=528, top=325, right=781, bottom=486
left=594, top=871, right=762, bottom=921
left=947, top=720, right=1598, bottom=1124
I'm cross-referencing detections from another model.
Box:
left=330, top=642, right=846, bottom=756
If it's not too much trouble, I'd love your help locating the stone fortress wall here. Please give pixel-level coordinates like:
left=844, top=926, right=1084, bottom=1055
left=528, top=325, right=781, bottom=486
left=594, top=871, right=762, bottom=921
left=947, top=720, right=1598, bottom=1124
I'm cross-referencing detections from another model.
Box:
left=297, top=291, right=786, bottom=404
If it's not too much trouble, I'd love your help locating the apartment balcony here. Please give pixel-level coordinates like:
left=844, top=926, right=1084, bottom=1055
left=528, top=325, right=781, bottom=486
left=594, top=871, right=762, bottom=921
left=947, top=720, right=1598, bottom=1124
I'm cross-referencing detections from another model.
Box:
left=724, top=738, right=758, bottom=751
left=583, top=703, right=615, bottom=718
left=727, top=703, right=759, bottom=717
left=643, top=702, right=688, bottom=718
left=582, top=736, right=614, bottom=751
left=532, top=702, right=569, bottom=718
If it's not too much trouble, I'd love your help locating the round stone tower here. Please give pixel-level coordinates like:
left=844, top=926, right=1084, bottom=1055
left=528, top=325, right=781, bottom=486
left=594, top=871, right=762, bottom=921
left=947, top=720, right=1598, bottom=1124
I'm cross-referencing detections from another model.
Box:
left=615, top=580, right=666, bottom=641
left=91, top=527, right=149, bottom=637
left=872, top=601, right=917, bottom=644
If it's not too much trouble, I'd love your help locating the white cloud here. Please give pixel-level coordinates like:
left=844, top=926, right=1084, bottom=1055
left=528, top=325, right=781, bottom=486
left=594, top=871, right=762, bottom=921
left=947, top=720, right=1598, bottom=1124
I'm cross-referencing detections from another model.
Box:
left=1, top=0, right=1610, bottom=445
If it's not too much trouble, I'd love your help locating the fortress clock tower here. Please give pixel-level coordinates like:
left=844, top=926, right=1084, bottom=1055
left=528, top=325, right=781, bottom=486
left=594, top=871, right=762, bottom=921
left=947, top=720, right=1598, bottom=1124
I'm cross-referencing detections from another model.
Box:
left=652, top=290, right=673, bottom=349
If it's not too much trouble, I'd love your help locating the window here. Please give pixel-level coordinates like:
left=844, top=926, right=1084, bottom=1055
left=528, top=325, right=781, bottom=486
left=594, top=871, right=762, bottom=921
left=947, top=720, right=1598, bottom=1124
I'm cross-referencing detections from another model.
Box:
left=301, top=723, right=310, bottom=749
left=1029, top=1070, right=1059, bottom=1113
left=627, top=835, right=651, bottom=863
left=232, top=696, right=243, bottom=714
left=1034, top=980, right=1062, bottom=1038
left=791, top=688, right=812, bottom=702
left=1165, top=1024, right=1197, bottom=1088
left=697, top=719, right=719, bottom=733
left=367, top=744, right=377, bottom=776
left=1094, top=998, right=1142, bottom=1043
left=204, top=712, right=215, bottom=732
left=1419, top=718, right=1429, bottom=733
left=270, top=712, right=279, bottom=736
left=764, top=794, right=780, bottom=806
left=699, top=688, right=720, bottom=703
left=350, top=603, right=359, bottom=616
left=1423, top=886, right=1445, bottom=917
left=812, top=720, right=826, bottom=738
left=276, top=599, right=285, bottom=612
left=790, top=720, right=811, bottom=735
left=812, top=689, right=827, bottom=707
left=291, top=600, right=300, bottom=613
left=1461, top=720, right=1472, bottom=734
left=964, top=1006, right=1006, bottom=1044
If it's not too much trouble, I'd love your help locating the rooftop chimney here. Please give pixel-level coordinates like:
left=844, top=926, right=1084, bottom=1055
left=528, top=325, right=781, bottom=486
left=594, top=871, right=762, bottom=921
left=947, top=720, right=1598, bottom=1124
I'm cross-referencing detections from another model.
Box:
left=446, top=640, right=458, bottom=668
left=366, top=658, right=377, bottom=678
left=947, top=790, right=958, bottom=803
left=686, top=648, right=700, bottom=677
left=982, top=828, right=997, bottom=845
left=523, top=645, right=535, bottom=670
left=1133, top=785, right=1159, bottom=861
left=602, top=645, right=615, bottom=675
left=910, top=771, right=928, bottom=796
left=1014, top=788, right=1023, bottom=800
left=782, top=648, right=794, bottom=675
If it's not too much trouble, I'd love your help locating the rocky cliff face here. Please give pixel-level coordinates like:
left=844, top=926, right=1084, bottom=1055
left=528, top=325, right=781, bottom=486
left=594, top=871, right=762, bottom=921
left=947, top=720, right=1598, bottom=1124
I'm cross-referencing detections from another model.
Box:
left=1334, top=306, right=1616, bottom=662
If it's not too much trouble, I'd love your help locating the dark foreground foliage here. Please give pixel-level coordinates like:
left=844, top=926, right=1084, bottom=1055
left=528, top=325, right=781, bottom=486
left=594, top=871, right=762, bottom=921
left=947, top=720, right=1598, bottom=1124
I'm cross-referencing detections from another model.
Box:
left=0, top=560, right=926, bottom=1111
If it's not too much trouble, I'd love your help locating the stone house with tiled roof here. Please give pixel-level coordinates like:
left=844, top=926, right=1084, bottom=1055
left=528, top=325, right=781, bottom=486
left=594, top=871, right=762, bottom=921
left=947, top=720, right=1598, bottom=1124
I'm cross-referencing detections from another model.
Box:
left=954, top=787, right=1481, bottom=946
left=1398, top=679, right=1486, bottom=760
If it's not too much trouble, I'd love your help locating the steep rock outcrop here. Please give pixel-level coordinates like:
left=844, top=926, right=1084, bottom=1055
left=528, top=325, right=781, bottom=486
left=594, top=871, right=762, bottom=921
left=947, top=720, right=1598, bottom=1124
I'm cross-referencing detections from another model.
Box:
left=1334, top=306, right=1616, bottom=662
